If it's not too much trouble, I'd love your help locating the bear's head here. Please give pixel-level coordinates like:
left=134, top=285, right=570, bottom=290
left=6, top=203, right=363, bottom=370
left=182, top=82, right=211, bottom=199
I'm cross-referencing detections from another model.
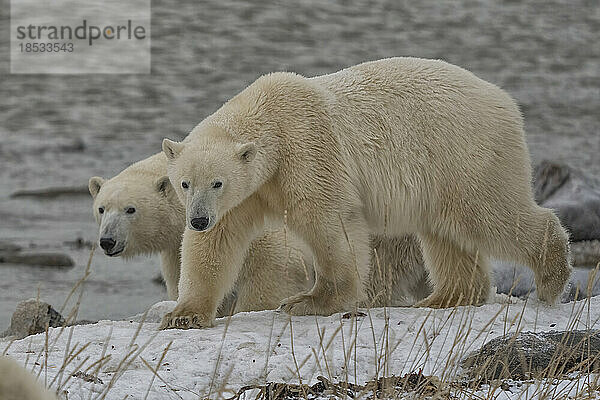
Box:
left=88, top=166, right=183, bottom=257
left=162, top=134, right=258, bottom=232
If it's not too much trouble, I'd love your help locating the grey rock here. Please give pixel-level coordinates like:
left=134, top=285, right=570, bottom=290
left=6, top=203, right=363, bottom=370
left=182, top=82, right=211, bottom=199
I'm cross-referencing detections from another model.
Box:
left=462, top=330, right=600, bottom=381
left=0, top=252, right=74, bottom=268
left=0, top=241, right=21, bottom=254
left=571, top=240, right=600, bottom=268
left=151, top=272, right=165, bottom=286
left=492, top=261, right=600, bottom=302
left=10, top=186, right=90, bottom=199
left=492, top=261, right=536, bottom=299
left=63, top=237, right=94, bottom=250
left=5, top=299, right=66, bottom=339
left=59, top=138, right=86, bottom=152
left=533, top=161, right=572, bottom=203
left=534, top=161, right=600, bottom=242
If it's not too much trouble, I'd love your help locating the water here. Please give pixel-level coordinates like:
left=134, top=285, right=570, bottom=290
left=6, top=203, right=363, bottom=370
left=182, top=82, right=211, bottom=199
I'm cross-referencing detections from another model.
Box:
left=0, top=0, right=598, bottom=331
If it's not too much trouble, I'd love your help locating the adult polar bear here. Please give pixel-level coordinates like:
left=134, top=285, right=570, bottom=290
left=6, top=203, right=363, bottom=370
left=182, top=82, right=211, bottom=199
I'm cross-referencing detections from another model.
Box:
left=161, top=57, right=571, bottom=329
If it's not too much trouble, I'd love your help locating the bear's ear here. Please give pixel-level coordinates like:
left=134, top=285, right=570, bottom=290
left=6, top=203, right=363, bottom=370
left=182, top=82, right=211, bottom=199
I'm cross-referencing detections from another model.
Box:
left=162, top=139, right=184, bottom=160
left=88, top=176, right=105, bottom=199
left=236, top=142, right=256, bottom=162
left=155, top=176, right=173, bottom=197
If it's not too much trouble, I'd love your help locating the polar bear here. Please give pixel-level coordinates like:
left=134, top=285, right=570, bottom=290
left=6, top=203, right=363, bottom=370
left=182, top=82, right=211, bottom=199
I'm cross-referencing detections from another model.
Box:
left=160, top=57, right=571, bottom=329
left=89, top=154, right=184, bottom=300
left=88, top=153, right=313, bottom=313
left=0, top=355, right=57, bottom=400
left=89, top=153, right=430, bottom=315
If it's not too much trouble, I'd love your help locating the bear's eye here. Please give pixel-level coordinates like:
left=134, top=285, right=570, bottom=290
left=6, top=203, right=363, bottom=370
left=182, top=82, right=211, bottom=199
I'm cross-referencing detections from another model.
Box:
left=125, top=207, right=136, bottom=214
left=181, top=181, right=189, bottom=189
left=212, top=180, right=223, bottom=189
left=98, top=207, right=104, bottom=214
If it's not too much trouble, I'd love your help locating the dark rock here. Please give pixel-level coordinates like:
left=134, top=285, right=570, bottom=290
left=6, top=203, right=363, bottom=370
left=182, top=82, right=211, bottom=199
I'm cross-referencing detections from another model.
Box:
left=151, top=273, right=165, bottom=286
left=10, top=186, right=90, bottom=199
left=533, top=161, right=572, bottom=203
left=0, top=241, right=21, bottom=254
left=534, top=161, right=600, bottom=242
left=64, top=237, right=94, bottom=250
left=462, top=330, right=600, bottom=381
left=571, top=240, right=600, bottom=267
left=59, top=138, right=86, bottom=152
left=5, top=299, right=66, bottom=339
left=0, top=252, right=74, bottom=268
left=342, top=311, right=367, bottom=319
left=69, top=319, right=96, bottom=326
left=72, top=371, right=103, bottom=384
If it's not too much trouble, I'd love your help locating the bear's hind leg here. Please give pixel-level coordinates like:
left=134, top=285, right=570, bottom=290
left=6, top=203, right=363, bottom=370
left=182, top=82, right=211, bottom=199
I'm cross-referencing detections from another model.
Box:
left=415, top=233, right=491, bottom=308
left=486, top=206, right=571, bottom=304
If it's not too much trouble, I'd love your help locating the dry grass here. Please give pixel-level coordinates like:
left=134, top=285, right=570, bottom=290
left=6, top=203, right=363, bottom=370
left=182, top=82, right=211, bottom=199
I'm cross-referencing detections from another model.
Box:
left=2, top=240, right=600, bottom=400
left=219, top=260, right=600, bottom=400
left=1, top=245, right=175, bottom=400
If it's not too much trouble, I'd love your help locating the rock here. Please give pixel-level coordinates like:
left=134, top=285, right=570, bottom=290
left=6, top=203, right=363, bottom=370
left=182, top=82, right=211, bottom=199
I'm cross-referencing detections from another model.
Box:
left=0, top=241, right=75, bottom=268
left=0, top=241, right=21, bottom=254
left=5, top=299, right=66, bottom=339
left=63, top=237, right=94, bottom=250
left=533, top=161, right=572, bottom=203
left=462, top=330, right=600, bottom=381
left=10, top=186, right=90, bottom=199
left=59, top=138, right=86, bottom=152
left=570, top=240, right=600, bottom=268
left=556, top=202, right=600, bottom=242
left=72, top=371, right=103, bottom=385
left=0, top=252, right=74, bottom=268
left=534, top=161, right=600, bottom=242
left=492, top=261, right=600, bottom=302
left=151, top=272, right=166, bottom=286
left=69, top=319, right=96, bottom=326
left=492, top=261, right=536, bottom=299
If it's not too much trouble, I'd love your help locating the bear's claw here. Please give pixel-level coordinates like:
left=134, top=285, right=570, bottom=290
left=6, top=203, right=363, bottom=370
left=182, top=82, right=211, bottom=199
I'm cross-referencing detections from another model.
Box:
left=159, top=312, right=211, bottom=330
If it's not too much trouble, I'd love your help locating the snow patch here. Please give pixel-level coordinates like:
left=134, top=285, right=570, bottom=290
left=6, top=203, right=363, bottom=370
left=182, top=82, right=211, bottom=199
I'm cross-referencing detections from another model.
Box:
left=2, top=296, right=599, bottom=399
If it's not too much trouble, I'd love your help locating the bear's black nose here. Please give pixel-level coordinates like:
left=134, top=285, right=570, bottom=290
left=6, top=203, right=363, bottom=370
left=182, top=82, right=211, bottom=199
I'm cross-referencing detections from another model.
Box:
left=190, top=217, right=209, bottom=231
left=99, top=237, right=116, bottom=252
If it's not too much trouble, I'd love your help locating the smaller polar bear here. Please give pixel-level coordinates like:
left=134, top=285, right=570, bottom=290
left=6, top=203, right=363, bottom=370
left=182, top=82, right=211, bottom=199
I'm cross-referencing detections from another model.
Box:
left=0, top=355, right=57, bottom=400
left=89, top=153, right=430, bottom=317
left=89, top=153, right=313, bottom=314
left=161, top=57, right=571, bottom=329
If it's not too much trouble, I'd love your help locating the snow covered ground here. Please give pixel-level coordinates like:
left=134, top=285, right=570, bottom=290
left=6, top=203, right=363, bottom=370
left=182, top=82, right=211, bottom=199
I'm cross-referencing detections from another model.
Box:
left=2, top=295, right=600, bottom=399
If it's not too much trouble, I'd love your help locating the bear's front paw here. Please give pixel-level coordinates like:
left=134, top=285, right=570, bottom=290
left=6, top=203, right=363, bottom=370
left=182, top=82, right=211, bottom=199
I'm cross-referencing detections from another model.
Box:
left=159, top=311, right=213, bottom=330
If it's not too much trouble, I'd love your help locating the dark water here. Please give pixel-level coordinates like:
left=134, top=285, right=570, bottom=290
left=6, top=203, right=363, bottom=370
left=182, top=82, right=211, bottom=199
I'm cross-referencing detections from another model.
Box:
left=0, top=0, right=598, bottom=330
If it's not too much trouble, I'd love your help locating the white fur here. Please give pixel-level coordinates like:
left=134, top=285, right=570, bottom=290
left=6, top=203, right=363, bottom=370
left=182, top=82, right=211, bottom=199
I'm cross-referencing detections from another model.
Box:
left=0, top=355, right=57, bottom=400
left=162, top=57, right=571, bottom=328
